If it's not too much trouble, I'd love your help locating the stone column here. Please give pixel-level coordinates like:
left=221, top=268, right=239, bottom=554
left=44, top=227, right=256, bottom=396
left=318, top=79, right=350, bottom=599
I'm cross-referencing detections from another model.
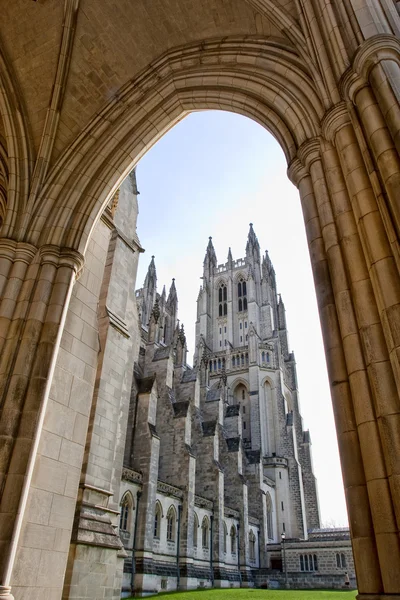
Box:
left=287, top=159, right=383, bottom=595
left=299, top=135, right=400, bottom=594
left=0, top=242, right=83, bottom=600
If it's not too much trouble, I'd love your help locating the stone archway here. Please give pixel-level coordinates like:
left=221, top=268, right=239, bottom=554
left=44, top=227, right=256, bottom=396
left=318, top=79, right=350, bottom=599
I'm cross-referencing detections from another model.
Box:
left=0, top=2, right=399, bottom=599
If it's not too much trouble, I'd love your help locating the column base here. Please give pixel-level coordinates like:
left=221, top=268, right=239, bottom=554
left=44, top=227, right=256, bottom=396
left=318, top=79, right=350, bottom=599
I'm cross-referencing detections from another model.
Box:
left=357, top=595, right=400, bottom=599
left=0, top=586, right=14, bottom=600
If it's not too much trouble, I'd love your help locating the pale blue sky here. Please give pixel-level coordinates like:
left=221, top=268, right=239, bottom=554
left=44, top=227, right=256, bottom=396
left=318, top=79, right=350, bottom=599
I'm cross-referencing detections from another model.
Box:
left=135, top=110, right=348, bottom=527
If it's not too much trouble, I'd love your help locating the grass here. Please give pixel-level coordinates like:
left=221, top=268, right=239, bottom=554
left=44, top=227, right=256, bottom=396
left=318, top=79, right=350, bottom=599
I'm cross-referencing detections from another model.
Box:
left=127, top=589, right=358, bottom=600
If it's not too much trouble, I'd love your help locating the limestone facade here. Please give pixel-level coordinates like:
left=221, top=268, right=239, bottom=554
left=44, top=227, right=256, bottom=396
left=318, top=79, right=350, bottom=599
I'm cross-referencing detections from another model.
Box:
left=1, top=1, right=400, bottom=599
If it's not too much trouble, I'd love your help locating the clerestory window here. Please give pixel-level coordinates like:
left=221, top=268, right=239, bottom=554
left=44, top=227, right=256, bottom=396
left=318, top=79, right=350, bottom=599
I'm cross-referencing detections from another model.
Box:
left=238, top=278, right=247, bottom=312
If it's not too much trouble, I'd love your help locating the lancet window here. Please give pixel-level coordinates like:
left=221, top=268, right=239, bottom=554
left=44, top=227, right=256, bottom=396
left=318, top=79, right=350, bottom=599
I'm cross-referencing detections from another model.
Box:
left=238, top=278, right=247, bottom=312
left=219, top=283, right=227, bottom=316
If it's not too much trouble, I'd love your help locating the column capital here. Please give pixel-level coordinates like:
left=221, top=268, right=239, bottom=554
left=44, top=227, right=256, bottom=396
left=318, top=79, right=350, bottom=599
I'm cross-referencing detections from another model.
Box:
left=340, top=35, right=400, bottom=102
left=297, top=138, right=321, bottom=171
left=354, top=34, right=400, bottom=81
left=39, top=244, right=84, bottom=275
left=287, top=158, right=309, bottom=187
left=321, top=102, right=351, bottom=142
left=0, top=239, right=37, bottom=264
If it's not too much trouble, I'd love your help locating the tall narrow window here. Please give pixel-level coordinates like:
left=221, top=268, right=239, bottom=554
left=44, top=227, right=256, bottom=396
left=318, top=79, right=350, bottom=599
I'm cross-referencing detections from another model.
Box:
left=201, top=516, right=210, bottom=549
left=266, top=493, right=273, bottom=541
left=219, top=283, right=227, bottom=316
left=193, top=513, right=199, bottom=548
left=166, top=506, right=176, bottom=542
left=154, top=502, right=162, bottom=538
left=223, top=522, right=228, bottom=553
left=230, top=526, right=237, bottom=554
left=238, top=278, right=247, bottom=311
left=119, top=493, right=133, bottom=532
left=249, top=530, right=256, bottom=561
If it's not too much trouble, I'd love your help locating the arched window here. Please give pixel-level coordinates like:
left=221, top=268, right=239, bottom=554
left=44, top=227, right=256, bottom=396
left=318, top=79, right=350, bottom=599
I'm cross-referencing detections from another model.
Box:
left=193, top=512, right=199, bottom=548
left=230, top=525, right=237, bottom=554
left=166, top=505, right=176, bottom=542
left=232, top=356, right=235, bottom=367
left=201, top=516, right=210, bottom=549
left=241, top=354, right=244, bottom=365
left=154, top=501, right=162, bottom=538
left=262, top=351, right=265, bottom=363
left=242, top=389, right=245, bottom=400
left=238, top=278, right=247, bottom=312
left=119, top=492, right=133, bottom=531
left=249, top=530, right=256, bottom=561
left=266, top=352, right=270, bottom=363
left=218, top=358, right=221, bottom=370
left=223, top=522, right=228, bottom=553
left=218, top=283, right=227, bottom=316
left=266, top=493, right=273, bottom=541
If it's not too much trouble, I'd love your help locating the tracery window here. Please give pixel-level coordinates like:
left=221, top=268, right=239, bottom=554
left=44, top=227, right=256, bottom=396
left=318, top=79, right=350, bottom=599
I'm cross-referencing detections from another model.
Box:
left=202, top=516, right=210, bottom=549
left=219, top=283, right=227, bottom=316
left=238, top=278, right=247, bottom=312
left=166, top=506, right=176, bottom=542
left=119, top=492, right=133, bottom=532
left=154, top=501, right=162, bottom=538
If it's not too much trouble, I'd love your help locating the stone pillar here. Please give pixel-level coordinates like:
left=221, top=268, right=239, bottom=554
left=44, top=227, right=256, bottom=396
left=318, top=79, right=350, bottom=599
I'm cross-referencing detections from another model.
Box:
left=0, top=242, right=83, bottom=600
left=287, top=158, right=383, bottom=595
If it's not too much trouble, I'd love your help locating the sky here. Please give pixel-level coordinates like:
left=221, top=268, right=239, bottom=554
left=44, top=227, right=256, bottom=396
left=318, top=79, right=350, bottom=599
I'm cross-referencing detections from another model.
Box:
left=135, top=110, right=348, bottom=528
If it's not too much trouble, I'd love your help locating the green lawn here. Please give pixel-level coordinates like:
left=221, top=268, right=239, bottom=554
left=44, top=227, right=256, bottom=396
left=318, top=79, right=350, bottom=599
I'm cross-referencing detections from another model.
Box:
left=127, top=589, right=358, bottom=600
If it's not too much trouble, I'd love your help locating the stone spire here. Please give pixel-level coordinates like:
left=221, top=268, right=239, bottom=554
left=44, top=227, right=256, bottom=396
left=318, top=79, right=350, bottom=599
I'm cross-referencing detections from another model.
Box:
left=144, top=255, right=156, bottom=288
left=166, top=278, right=178, bottom=311
left=203, top=236, right=217, bottom=279
left=227, top=247, right=233, bottom=267
left=246, top=223, right=261, bottom=265
left=142, top=256, right=157, bottom=326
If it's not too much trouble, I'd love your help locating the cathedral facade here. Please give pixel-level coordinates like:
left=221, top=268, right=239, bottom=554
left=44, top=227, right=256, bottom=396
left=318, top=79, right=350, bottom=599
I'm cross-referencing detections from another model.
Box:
left=116, top=175, right=355, bottom=595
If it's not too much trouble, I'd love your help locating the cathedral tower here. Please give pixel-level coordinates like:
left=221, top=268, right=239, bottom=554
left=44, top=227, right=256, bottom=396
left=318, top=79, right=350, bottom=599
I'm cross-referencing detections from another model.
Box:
left=195, top=225, right=320, bottom=539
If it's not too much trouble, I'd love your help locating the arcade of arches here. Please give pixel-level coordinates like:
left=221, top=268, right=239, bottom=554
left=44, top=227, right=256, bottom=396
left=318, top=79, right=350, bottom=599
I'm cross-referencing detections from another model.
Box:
left=0, top=1, right=400, bottom=599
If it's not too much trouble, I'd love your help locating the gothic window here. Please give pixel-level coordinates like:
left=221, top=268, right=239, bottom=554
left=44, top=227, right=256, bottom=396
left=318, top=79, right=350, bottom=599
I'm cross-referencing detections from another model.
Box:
left=238, top=278, right=247, bottom=312
left=240, top=322, right=242, bottom=329
left=230, top=525, right=237, bottom=554
left=243, top=406, right=246, bottom=414
left=246, top=353, right=249, bottom=364
left=209, top=361, right=212, bottom=372
left=218, top=358, right=221, bottom=370
left=243, top=421, right=246, bottom=430
left=193, top=513, right=199, bottom=548
left=219, top=284, right=227, bottom=316
left=336, top=553, right=346, bottom=568
left=262, top=351, right=265, bottom=363
left=119, top=492, right=133, bottom=532
left=232, top=356, right=235, bottom=367
left=266, top=493, right=273, bottom=541
left=242, top=390, right=245, bottom=400
left=166, top=506, right=176, bottom=542
left=154, top=501, right=162, bottom=538
left=223, top=522, right=228, bottom=553
left=266, top=352, right=270, bottom=363
left=241, top=354, right=244, bottom=365
left=201, top=516, right=210, bottom=549
left=300, top=554, right=318, bottom=571
left=224, top=326, right=226, bottom=333
left=249, top=530, right=256, bottom=561
left=245, top=321, right=247, bottom=328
